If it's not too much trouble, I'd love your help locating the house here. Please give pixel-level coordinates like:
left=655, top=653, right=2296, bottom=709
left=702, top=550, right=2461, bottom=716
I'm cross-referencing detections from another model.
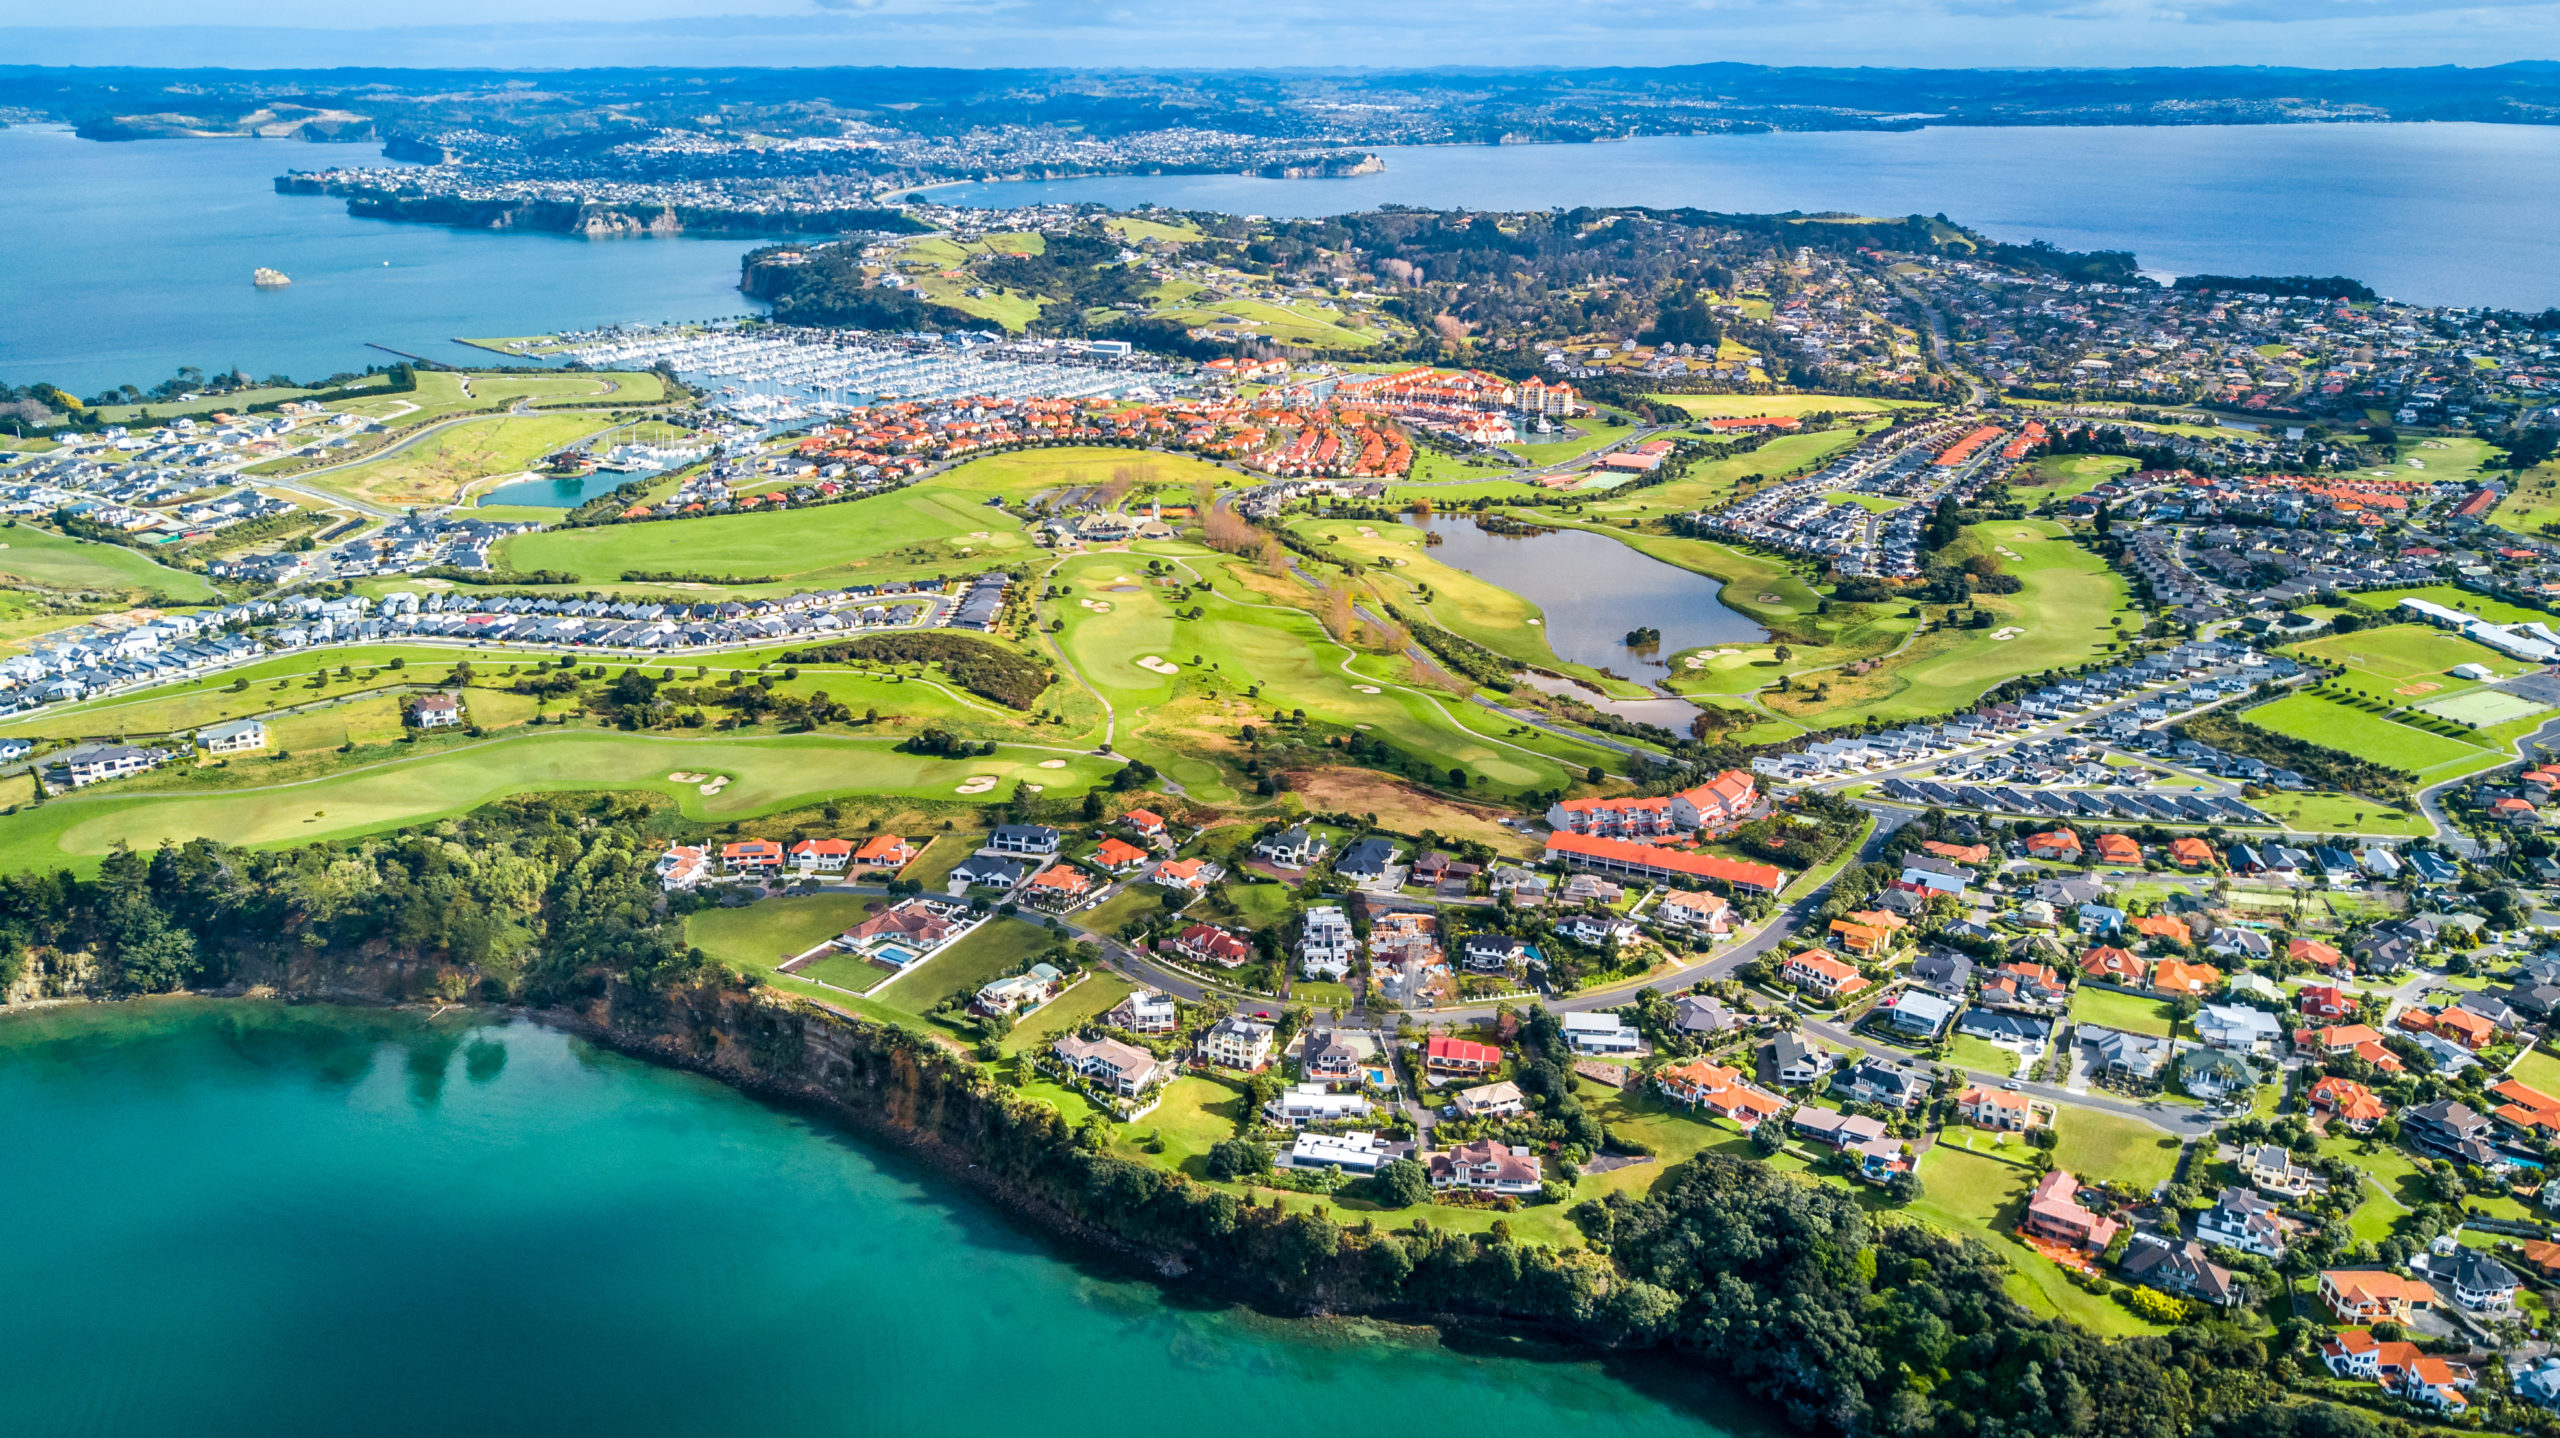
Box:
left=2491, top=1079, right=2560, bottom=1140
left=1783, top=948, right=1869, bottom=999
left=2131, top=914, right=2191, bottom=946
left=1336, top=837, right=1398, bottom=881
left=195, top=718, right=267, bottom=754
left=2298, top=983, right=2353, bottom=1020
left=45, top=742, right=168, bottom=788
left=1543, top=831, right=1784, bottom=893
left=2085, top=1027, right=2171, bottom=1082
left=1912, top=949, right=1974, bottom=996
left=2094, top=833, right=2143, bottom=866
left=722, top=839, right=786, bottom=876
left=1165, top=922, right=1252, bottom=969
left=1832, top=1055, right=1929, bottom=1110
left=973, top=962, right=1065, bottom=1016
left=1830, top=917, right=1895, bottom=956
left=2310, top=1075, right=2389, bottom=1131
left=1561, top=1012, right=1640, bottom=1054
left=2193, top=1003, right=2281, bottom=1053
left=2319, top=1270, right=2437, bottom=1325
left=1669, top=769, right=1759, bottom=829
left=1151, top=858, right=1215, bottom=893
left=1458, top=934, right=1540, bottom=974
left=1560, top=913, right=1641, bottom=948
left=788, top=838, right=856, bottom=873
left=1106, top=989, right=1179, bottom=1035
left=1655, top=889, right=1733, bottom=937
left=1253, top=825, right=1324, bottom=867
left=655, top=844, right=710, bottom=891
left=986, top=824, right=1061, bottom=856
left=1424, top=1034, right=1502, bottom=1078
left=2168, top=837, right=2216, bottom=869
left=1024, top=865, right=1094, bottom=909
left=2199, top=1186, right=2294, bottom=1258
left=2208, top=927, right=2273, bottom=963
left=1093, top=836, right=1152, bottom=872
left=2026, top=829, right=2083, bottom=860
left=2120, top=1236, right=2239, bottom=1307
left=2079, top=946, right=2147, bottom=985
left=1877, top=989, right=1956, bottom=1040
left=2078, top=903, right=2127, bottom=937
left=1958, top=1085, right=2046, bottom=1131
left=410, top=692, right=463, bottom=728
left=1200, top=1014, right=1276, bottom=1070
left=2289, top=937, right=2344, bottom=971
left=1761, top=1032, right=1835, bottom=1087
left=1053, top=1034, right=1164, bottom=1097
left=1265, top=1083, right=1370, bottom=1127
left=1298, top=1029, right=1372, bottom=1088
left=2414, top=1244, right=2519, bottom=1312
left=1989, top=961, right=2067, bottom=1010
left=1286, top=1130, right=1399, bottom=1176
left=2023, top=1169, right=2121, bottom=1251
left=1454, top=1080, right=1527, bottom=1120
left=2177, top=1046, right=2257, bottom=1101
left=1655, top=1058, right=1786, bottom=1129
left=2404, top=1099, right=2501, bottom=1166
left=2245, top=1143, right=2321, bottom=1200
left=2151, top=959, right=2221, bottom=997
left=948, top=854, right=1027, bottom=893
left=1280, top=907, right=1352, bottom=984
left=1671, top=994, right=1737, bottom=1035
left=1122, top=809, right=1169, bottom=841
left=1958, top=1007, right=2046, bottom=1051
left=1430, top=1138, right=1543, bottom=1195
left=1790, top=1105, right=1890, bottom=1150
left=852, top=834, right=917, bottom=869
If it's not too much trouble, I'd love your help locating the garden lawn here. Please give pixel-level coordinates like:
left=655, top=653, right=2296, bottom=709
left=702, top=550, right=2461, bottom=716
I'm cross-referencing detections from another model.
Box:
left=686, top=892, right=886, bottom=971
left=0, top=731, right=1118, bottom=874
left=0, top=524, right=218, bottom=600
left=2489, top=459, right=2560, bottom=539
left=1110, top=1074, right=1250, bottom=1179
left=1001, top=972, right=1136, bottom=1055
left=1946, top=1034, right=2025, bottom=1077
left=2049, top=1109, right=2184, bottom=1191
left=1897, top=1145, right=2174, bottom=1337
left=2511, top=1045, right=2560, bottom=1096
left=870, top=917, right=1055, bottom=1018
left=2070, top=985, right=2179, bottom=1038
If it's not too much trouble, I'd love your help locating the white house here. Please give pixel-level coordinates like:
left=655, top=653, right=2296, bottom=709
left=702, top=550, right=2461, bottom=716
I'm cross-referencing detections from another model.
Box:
left=2194, top=1003, right=2284, bottom=1054
left=1561, top=1012, right=1640, bottom=1054
left=195, top=718, right=267, bottom=754
left=1286, top=1130, right=1397, bottom=1175
left=1264, top=1081, right=1370, bottom=1127
left=1300, top=905, right=1358, bottom=980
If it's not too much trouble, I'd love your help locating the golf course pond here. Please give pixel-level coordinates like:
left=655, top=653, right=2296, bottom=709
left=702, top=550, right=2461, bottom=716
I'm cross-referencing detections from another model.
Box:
left=0, top=999, right=1760, bottom=1438
left=1407, top=515, right=1764, bottom=679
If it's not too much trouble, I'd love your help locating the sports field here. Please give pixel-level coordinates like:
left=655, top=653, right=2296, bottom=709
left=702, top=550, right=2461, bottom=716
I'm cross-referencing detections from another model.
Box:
left=2417, top=687, right=2550, bottom=725
left=0, top=731, right=1117, bottom=873
left=2290, top=624, right=2525, bottom=687
left=2346, top=584, right=2550, bottom=628
left=2242, top=691, right=2486, bottom=774
left=0, top=524, right=219, bottom=601
left=500, top=448, right=1227, bottom=586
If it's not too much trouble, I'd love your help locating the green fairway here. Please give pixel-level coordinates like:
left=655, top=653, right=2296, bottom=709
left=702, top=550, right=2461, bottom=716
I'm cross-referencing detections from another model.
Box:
left=1288, top=515, right=1596, bottom=681
left=0, top=524, right=218, bottom=601
left=0, top=731, right=1116, bottom=873
left=2012, top=454, right=2135, bottom=501
left=871, top=917, right=1055, bottom=1018
left=2070, top=985, right=2178, bottom=1038
left=500, top=448, right=1229, bottom=587
left=329, top=370, right=663, bottom=427
left=2242, top=692, right=2487, bottom=774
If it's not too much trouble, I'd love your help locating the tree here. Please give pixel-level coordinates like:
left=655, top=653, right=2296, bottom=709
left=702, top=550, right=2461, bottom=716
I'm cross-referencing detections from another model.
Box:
left=1373, top=1157, right=1430, bottom=1207
left=1205, top=1138, right=1272, bottom=1180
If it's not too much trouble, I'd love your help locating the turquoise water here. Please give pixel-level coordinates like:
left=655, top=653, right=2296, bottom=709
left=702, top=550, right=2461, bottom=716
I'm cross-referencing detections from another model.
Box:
left=937, top=122, right=2560, bottom=310
left=480, top=472, right=637, bottom=508
left=0, top=1000, right=1744, bottom=1438
left=0, top=125, right=771, bottom=395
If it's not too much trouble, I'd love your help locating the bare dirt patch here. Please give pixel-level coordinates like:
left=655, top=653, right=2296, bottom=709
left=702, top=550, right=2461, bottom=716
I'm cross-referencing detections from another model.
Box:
left=1279, top=768, right=1532, bottom=855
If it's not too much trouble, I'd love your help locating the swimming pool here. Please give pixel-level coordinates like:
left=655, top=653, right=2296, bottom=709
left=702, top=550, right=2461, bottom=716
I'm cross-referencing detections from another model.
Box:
left=872, top=944, right=920, bottom=967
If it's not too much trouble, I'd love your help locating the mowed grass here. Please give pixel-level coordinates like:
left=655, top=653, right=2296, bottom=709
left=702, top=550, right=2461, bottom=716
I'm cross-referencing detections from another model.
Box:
left=1900, top=1145, right=2174, bottom=1337
left=2243, top=692, right=2487, bottom=774
left=2253, top=789, right=2427, bottom=837
left=2070, top=985, right=2179, bottom=1038
left=329, top=370, right=662, bottom=425
left=501, top=448, right=1228, bottom=586
left=2050, top=1109, right=2184, bottom=1191
left=0, top=524, right=218, bottom=601
left=686, top=892, right=886, bottom=973
left=1644, top=393, right=1934, bottom=419
left=2292, top=623, right=2526, bottom=688
left=2346, top=584, right=2550, bottom=628
left=0, top=731, right=1116, bottom=873
left=2013, top=454, right=2135, bottom=500
left=871, top=917, right=1056, bottom=1018
left=2490, top=459, right=2560, bottom=538
left=306, top=412, right=610, bottom=509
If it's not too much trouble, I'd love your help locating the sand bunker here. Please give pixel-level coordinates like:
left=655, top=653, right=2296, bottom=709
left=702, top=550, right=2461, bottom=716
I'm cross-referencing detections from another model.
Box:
left=698, top=776, right=730, bottom=795
left=1356, top=526, right=1378, bottom=537
left=1526, top=618, right=1542, bottom=626
left=1137, top=655, right=1180, bottom=675
left=667, top=771, right=705, bottom=783
left=1077, top=597, right=1113, bottom=612
left=1021, top=784, right=1044, bottom=795
left=1352, top=684, right=1381, bottom=694
left=1038, top=759, right=1068, bottom=769
left=1990, top=627, right=2023, bottom=642
left=1756, top=593, right=1780, bottom=603
left=955, top=776, right=1000, bottom=795
left=1683, top=655, right=1707, bottom=669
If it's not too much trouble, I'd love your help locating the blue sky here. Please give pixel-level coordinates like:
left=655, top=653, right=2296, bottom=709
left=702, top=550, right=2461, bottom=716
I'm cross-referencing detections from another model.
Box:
left=2, top=0, right=2556, bottom=69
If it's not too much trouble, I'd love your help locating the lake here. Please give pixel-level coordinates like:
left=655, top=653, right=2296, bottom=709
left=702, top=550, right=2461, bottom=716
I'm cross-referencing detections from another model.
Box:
left=479, top=471, right=639, bottom=508
left=1410, top=515, right=1763, bottom=692
left=0, top=125, right=772, bottom=396
left=0, top=999, right=1746, bottom=1438
left=936, top=123, right=2560, bottom=310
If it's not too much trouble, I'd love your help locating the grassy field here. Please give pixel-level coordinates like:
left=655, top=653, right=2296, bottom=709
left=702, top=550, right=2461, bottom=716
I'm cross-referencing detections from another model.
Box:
left=2511, top=1046, right=2560, bottom=1096
left=2242, top=691, right=2490, bottom=775
left=87, top=379, right=394, bottom=426
left=2489, top=459, right=2560, bottom=538
left=0, top=731, right=1117, bottom=873
left=2070, top=985, right=2179, bottom=1038
left=1643, top=394, right=1934, bottom=420
left=2252, top=790, right=2427, bottom=837
left=1901, top=1144, right=2174, bottom=1337
left=685, top=892, right=884, bottom=973
left=2345, top=584, right=2551, bottom=628
left=871, top=917, right=1055, bottom=1018
left=2012, top=454, right=2135, bottom=501
left=0, top=524, right=219, bottom=601
left=302, top=412, right=610, bottom=510
left=2050, top=1109, right=2184, bottom=1190
left=327, top=370, right=663, bottom=426
left=1763, top=520, right=2131, bottom=727
left=1947, top=1034, right=2024, bottom=1077
left=501, top=448, right=1226, bottom=586
left=2292, top=623, right=2527, bottom=691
